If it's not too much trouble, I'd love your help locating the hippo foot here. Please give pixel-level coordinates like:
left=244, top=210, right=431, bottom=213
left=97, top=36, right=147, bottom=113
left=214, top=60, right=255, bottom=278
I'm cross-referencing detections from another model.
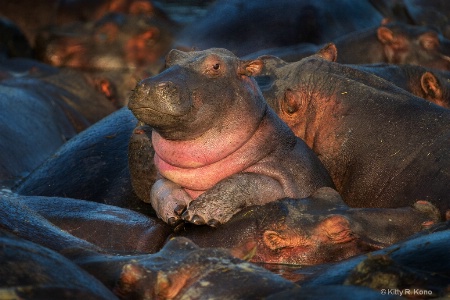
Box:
left=181, top=194, right=241, bottom=227
left=150, top=179, right=193, bottom=225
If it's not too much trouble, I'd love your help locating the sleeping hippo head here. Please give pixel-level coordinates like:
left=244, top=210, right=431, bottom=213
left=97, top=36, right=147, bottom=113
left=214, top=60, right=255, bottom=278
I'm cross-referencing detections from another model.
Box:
left=128, top=48, right=264, bottom=140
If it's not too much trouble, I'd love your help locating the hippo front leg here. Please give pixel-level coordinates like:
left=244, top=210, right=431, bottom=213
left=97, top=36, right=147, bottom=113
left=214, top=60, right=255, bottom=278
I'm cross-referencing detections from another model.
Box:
left=151, top=178, right=194, bottom=226
left=182, top=173, right=285, bottom=227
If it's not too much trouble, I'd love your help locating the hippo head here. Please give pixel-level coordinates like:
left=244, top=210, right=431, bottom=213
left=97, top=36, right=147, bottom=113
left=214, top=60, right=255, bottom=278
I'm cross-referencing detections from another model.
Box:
left=178, top=187, right=381, bottom=266
left=376, top=24, right=450, bottom=71
left=128, top=48, right=265, bottom=140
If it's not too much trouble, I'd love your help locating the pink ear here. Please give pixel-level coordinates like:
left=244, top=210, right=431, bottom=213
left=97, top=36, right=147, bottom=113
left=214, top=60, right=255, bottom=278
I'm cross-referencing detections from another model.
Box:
left=377, top=26, right=394, bottom=44
left=421, top=71, right=442, bottom=100
left=317, top=215, right=354, bottom=244
left=263, top=230, right=290, bottom=250
left=239, top=59, right=263, bottom=76
left=317, top=43, right=337, bottom=62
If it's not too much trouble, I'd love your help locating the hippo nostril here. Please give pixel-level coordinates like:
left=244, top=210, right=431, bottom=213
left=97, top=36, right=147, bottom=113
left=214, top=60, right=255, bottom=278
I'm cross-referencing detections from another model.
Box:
left=155, top=81, right=178, bottom=99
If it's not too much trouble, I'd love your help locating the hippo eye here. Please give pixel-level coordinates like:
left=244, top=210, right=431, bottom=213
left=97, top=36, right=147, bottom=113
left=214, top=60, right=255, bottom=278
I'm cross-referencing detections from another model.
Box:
left=213, top=63, right=220, bottom=70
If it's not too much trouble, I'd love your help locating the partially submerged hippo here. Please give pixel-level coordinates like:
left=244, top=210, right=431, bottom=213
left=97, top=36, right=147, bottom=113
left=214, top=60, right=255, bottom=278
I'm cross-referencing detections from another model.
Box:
left=175, top=187, right=440, bottom=266
left=257, top=45, right=450, bottom=216
left=128, top=48, right=334, bottom=226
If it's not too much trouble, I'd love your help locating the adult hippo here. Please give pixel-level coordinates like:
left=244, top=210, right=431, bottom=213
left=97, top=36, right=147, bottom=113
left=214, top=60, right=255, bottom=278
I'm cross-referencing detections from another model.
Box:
left=257, top=45, right=450, bottom=217
left=128, top=48, right=334, bottom=226
left=0, top=193, right=297, bottom=299
left=176, top=0, right=383, bottom=56
left=175, top=187, right=440, bottom=266
left=14, top=108, right=152, bottom=214
left=246, top=22, right=450, bottom=71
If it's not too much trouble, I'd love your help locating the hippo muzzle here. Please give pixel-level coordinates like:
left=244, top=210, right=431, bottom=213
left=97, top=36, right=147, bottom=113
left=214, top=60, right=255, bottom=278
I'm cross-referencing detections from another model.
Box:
left=129, top=66, right=193, bottom=127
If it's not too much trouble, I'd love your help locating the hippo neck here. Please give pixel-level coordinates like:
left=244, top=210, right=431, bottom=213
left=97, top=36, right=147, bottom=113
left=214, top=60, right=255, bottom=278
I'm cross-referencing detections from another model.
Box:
left=153, top=107, right=281, bottom=195
left=152, top=101, right=268, bottom=168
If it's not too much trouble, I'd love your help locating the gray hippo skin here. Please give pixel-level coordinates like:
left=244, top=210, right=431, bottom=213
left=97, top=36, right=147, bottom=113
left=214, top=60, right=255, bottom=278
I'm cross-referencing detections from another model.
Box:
left=257, top=45, right=450, bottom=217
left=128, top=48, right=334, bottom=226
left=175, top=187, right=441, bottom=266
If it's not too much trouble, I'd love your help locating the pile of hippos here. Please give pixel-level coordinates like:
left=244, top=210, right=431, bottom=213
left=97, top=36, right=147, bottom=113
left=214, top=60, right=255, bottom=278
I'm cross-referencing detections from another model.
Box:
left=1, top=0, right=450, bottom=298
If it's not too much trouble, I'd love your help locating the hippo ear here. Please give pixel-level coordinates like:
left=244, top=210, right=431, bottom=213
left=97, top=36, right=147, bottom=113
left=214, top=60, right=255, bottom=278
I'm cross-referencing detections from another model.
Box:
left=282, top=89, right=300, bottom=114
left=419, top=32, right=440, bottom=50
left=253, top=55, right=288, bottom=76
left=263, top=230, right=291, bottom=250
left=376, top=26, right=394, bottom=44
left=421, top=72, right=443, bottom=101
left=317, top=215, right=354, bottom=244
left=165, top=49, right=189, bottom=67
left=238, top=59, right=264, bottom=77
left=317, top=43, right=337, bottom=62
left=115, top=263, right=146, bottom=294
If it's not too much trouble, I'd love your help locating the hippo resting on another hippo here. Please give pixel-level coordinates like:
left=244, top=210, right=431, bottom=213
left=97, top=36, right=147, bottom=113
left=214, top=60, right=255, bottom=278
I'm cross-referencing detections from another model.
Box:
left=175, top=187, right=441, bottom=266
left=128, top=47, right=335, bottom=227
left=257, top=44, right=450, bottom=217
left=0, top=192, right=298, bottom=299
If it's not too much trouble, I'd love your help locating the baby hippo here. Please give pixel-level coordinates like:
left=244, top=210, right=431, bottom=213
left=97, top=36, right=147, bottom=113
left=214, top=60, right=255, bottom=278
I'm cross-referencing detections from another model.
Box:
left=128, top=48, right=334, bottom=226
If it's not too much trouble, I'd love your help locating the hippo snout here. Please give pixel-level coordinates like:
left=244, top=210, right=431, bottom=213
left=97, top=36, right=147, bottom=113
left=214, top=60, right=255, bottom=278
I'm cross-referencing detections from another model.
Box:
left=129, top=76, right=192, bottom=120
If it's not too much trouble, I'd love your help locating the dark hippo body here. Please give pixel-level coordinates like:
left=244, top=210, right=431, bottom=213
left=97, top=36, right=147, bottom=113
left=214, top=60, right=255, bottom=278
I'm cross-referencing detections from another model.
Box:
left=0, top=193, right=297, bottom=299
left=258, top=51, right=450, bottom=216
left=128, top=48, right=334, bottom=226
left=10, top=192, right=171, bottom=253
left=349, top=63, right=450, bottom=108
left=0, top=230, right=118, bottom=300
left=14, top=108, right=153, bottom=213
left=175, top=187, right=440, bottom=266
left=0, top=77, right=76, bottom=187
left=176, top=0, right=383, bottom=56
left=246, top=22, right=450, bottom=71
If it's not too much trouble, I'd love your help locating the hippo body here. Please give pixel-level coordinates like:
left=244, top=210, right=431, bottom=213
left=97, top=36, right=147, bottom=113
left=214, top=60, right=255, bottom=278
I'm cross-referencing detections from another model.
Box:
left=176, top=0, right=383, bottom=56
left=0, top=230, right=118, bottom=300
left=246, top=22, right=450, bottom=71
left=128, top=48, right=334, bottom=226
left=259, top=52, right=450, bottom=216
left=0, top=192, right=297, bottom=299
left=14, top=108, right=153, bottom=214
left=175, top=187, right=440, bottom=266
left=12, top=193, right=171, bottom=253
left=349, top=63, right=450, bottom=108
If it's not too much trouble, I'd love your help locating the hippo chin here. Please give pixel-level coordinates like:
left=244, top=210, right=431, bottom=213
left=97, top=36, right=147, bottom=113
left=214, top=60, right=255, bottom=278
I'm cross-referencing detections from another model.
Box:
left=128, top=47, right=334, bottom=226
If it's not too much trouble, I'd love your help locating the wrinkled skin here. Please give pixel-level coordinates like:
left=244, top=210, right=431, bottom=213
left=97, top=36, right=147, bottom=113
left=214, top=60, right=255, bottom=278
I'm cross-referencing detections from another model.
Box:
left=175, top=187, right=440, bottom=266
left=246, top=22, right=450, bottom=72
left=14, top=108, right=153, bottom=214
left=300, top=221, right=450, bottom=297
left=35, top=12, right=176, bottom=106
left=176, top=0, right=383, bottom=56
left=258, top=47, right=450, bottom=218
left=128, top=47, right=334, bottom=226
